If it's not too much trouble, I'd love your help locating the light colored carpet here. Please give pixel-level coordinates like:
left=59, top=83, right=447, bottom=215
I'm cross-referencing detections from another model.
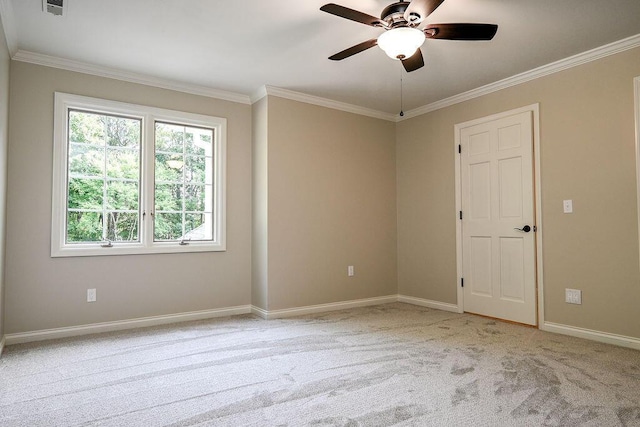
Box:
left=0, top=303, right=639, bottom=426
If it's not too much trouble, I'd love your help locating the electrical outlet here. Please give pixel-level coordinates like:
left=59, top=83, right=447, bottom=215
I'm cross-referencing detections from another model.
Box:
left=565, top=288, right=582, bottom=305
left=347, top=265, right=354, bottom=277
left=87, top=288, right=97, bottom=303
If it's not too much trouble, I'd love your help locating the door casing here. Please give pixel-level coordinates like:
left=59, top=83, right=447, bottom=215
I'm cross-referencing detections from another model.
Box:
left=454, top=104, right=544, bottom=325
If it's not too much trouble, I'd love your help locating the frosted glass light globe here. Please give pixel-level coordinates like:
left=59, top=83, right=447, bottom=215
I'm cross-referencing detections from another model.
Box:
left=377, top=27, right=426, bottom=60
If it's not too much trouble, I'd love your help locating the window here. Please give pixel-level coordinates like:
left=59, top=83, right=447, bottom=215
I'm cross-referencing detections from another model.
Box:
left=52, top=93, right=226, bottom=257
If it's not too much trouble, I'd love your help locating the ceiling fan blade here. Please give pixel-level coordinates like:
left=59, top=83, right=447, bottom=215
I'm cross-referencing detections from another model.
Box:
left=329, top=39, right=378, bottom=60
left=404, top=0, right=445, bottom=24
left=320, top=3, right=386, bottom=27
left=425, top=23, right=498, bottom=40
left=401, top=48, right=424, bottom=72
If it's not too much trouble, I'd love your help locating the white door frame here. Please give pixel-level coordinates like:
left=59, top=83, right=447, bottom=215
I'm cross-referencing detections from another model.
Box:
left=634, top=76, right=640, bottom=268
left=454, top=104, right=544, bottom=325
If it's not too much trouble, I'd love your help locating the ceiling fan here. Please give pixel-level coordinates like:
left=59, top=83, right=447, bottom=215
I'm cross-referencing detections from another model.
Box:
left=320, top=0, right=498, bottom=72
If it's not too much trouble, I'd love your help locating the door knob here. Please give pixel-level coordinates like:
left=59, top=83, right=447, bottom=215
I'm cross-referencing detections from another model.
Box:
left=514, top=225, right=531, bottom=233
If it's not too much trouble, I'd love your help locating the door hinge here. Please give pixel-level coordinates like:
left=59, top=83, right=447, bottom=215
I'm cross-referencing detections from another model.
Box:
left=461, top=278, right=464, bottom=288
left=459, top=211, right=463, bottom=220
left=458, top=144, right=461, bottom=154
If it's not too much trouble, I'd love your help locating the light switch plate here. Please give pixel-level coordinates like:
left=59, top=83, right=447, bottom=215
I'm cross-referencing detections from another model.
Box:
left=563, top=199, right=573, bottom=213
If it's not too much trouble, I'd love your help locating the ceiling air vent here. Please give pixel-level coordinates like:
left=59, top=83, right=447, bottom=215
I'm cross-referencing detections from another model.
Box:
left=43, top=0, right=64, bottom=16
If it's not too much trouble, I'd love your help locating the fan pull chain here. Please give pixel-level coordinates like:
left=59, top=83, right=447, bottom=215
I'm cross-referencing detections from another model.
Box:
left=399, top=66, right=404, bottom=117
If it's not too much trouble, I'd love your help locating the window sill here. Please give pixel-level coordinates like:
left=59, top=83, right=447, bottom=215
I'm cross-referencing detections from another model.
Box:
left=51, top=242, right=226, bottom=257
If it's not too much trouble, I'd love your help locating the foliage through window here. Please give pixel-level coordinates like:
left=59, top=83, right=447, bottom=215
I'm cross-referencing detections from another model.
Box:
left=67, top=110, right=141, bottom=243
left=52, top=93, right=226, bottom=257
left=154, top=123, right=214, bottom=242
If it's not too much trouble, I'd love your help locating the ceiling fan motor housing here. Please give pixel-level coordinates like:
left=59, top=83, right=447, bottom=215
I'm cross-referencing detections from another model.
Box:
left=381, top=2, right=413, bottom=28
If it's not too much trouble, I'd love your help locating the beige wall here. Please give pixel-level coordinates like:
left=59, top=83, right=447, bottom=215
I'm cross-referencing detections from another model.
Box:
left=265, top=96, right=397, bottom=310
left=251, top=97, right=268, bottom=310
left=397, top=47, right=640, bottom=338
left=5, top=61, right=252, bottom=334
left=0, top=18, right=9, bottom=342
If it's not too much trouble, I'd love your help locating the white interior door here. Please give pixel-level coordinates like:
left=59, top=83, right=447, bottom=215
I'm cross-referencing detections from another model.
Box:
left=460, top=110, right=537, bottom=325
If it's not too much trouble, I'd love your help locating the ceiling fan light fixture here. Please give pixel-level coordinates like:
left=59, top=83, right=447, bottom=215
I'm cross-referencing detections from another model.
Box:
left=377, top=27, right=425, bottom=60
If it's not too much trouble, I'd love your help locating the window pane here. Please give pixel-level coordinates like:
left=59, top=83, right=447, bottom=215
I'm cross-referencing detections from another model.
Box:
left=68, top=178, right=103, bottom=209
left=184, top=213, right=211, bottom=241
left=105, top=116, right=141, bottom=148
left=205, top=184, right=213, bottom=211
left=185, top=184, right=205, bottom=212
left=185, top=156, right=206, bottom=184
left=154, top=213, right=183, bottom=241
left=105, top=212, right=139, bottom=241
left=67, top=211, right=103, bottom=243
left=185, top=127, right=213, bottom=156
left=107, top=148, right=139, bottom=180
left=106, top=180, right=139, bottom=211
left=155, top=123, right=184, bottom=153
left=185, top=213, right=213, bottom=241
left=155, top=183, right=182, bottom=211
left=155, top=153, right=183, bottom=182
left=69, top=110, right=104, bottom=145
left=69, top=144, right=104, bottom=177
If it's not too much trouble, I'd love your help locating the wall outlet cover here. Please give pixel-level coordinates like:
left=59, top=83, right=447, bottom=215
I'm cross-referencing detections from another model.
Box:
left=565, top=288, right=582, bottom=304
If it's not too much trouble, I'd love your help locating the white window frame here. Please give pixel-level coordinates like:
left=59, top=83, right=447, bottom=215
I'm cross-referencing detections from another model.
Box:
left=51, top=92, right=226, bottom=257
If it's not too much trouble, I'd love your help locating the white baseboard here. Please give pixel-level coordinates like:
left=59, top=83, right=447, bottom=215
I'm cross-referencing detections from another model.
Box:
left=541, top=322, right=640, bottom=351
left=5, top=298, right=637, bottom=351
left=3, top=295, right=453, bottom=345
left=399, top=297, right=640, bottom=350
left=252, top=295, right=398, bottom=319
left=398, top=295, right=460, bottom=313
left=251, top=306, right=269, bottom=319
left=5, top=305, right=252, bottom=345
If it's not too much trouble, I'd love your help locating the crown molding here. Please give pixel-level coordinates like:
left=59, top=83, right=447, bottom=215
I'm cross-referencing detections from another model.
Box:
left=250, top=85, right=268, bottom=104
left=12, top=50, right=252, bottom=105
left=255, top=85, right=397, bottom=122
left=8, top=30, right=640, bottom=121
left=401, top=33, right=640, bottom=121
left=0, top=0, right=18, bottom=56
left=259, top=33, right=640, bottom=123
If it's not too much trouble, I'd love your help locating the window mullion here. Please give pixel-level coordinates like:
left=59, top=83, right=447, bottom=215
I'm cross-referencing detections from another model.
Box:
left=182, top=128, right=187, bottom=238
left=143, top=115, right=155, bottom=248
left=102, top=118, right=108, bottom=242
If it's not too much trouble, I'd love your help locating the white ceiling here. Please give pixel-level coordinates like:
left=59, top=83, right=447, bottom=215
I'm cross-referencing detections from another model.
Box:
left=5, top=0, right=640, bottom=114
